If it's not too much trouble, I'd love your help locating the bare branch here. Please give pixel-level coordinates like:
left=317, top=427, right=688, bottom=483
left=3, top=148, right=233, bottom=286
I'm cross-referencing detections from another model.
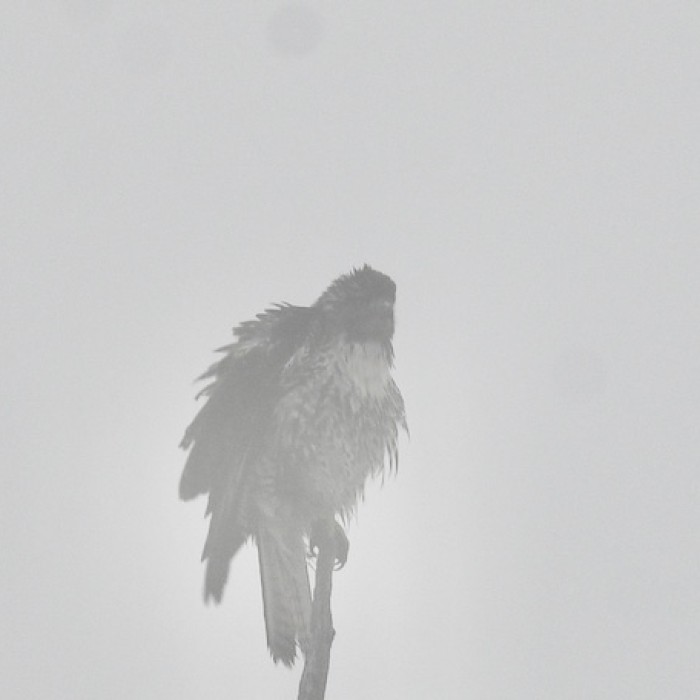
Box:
left=298, top=533, right=336, bottom=700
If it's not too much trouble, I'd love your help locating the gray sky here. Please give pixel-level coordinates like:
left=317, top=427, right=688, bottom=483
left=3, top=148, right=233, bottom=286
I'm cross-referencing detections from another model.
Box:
left=2, top=2, right=699, bottom=698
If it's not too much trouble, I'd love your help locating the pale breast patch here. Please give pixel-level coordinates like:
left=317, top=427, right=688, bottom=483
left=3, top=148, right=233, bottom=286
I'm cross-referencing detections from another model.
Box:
left=336, top=342, right=391, bottom=398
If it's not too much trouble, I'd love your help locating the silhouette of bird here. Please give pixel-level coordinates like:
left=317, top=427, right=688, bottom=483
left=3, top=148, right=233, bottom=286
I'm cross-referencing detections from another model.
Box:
left=179, top=265, right=407, bottom=665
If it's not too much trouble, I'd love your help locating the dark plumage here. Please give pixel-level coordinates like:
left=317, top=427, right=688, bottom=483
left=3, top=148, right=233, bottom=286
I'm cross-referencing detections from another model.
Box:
left=179, top=265, right=407, bottom=665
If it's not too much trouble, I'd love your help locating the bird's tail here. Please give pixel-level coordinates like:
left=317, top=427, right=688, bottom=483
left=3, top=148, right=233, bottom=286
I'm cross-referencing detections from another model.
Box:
left=257, top=522, right=312, bottom=666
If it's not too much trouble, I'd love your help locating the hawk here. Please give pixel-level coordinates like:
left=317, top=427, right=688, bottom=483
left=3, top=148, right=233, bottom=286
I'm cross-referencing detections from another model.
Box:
left=179, top=265, right=407, bottom=665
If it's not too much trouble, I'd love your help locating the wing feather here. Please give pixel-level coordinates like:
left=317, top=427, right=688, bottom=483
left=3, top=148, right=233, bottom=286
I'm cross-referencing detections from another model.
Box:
left=178, top=304, right=316, bottom=601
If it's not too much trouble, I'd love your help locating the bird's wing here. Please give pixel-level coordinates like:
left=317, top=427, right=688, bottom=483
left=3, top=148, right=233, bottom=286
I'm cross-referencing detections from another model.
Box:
left=179, top=303, right=314, bottom=502
left=179, top=304, right=315, bottom=594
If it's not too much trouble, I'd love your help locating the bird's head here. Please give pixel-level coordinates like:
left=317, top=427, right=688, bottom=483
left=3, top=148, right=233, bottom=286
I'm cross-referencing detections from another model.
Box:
left=315, top=265, right=397, bottom=344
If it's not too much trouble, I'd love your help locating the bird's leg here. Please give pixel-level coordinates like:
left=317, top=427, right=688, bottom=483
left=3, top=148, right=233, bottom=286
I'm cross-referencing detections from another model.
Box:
left=309, top=519, right=349, bottom=571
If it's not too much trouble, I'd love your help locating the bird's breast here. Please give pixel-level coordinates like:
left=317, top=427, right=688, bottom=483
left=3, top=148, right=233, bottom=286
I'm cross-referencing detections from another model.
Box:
left=332, top=341, right=392, bottom=399
left=270, top=339, right=403, bottom=518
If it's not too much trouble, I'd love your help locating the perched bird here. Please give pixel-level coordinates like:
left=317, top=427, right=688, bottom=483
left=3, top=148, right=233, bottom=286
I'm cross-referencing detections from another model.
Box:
left=179, top=265, right=407, bottom=666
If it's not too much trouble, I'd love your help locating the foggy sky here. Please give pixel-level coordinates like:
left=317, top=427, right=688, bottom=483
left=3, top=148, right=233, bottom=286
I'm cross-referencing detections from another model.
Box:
left=2, top=2, right=698, bottom=698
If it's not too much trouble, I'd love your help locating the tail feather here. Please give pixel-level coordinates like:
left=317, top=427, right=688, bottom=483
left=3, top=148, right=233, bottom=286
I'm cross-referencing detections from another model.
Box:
left=257, top=525, right=311, bottom=666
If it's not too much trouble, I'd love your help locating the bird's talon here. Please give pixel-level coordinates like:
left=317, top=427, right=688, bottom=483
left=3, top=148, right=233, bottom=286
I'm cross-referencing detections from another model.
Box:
left=332, top=522, right=349, bottom=569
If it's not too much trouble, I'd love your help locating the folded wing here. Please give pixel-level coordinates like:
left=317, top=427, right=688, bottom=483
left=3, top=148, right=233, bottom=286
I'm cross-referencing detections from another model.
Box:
left=179, top=304, right=315, bottom=603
